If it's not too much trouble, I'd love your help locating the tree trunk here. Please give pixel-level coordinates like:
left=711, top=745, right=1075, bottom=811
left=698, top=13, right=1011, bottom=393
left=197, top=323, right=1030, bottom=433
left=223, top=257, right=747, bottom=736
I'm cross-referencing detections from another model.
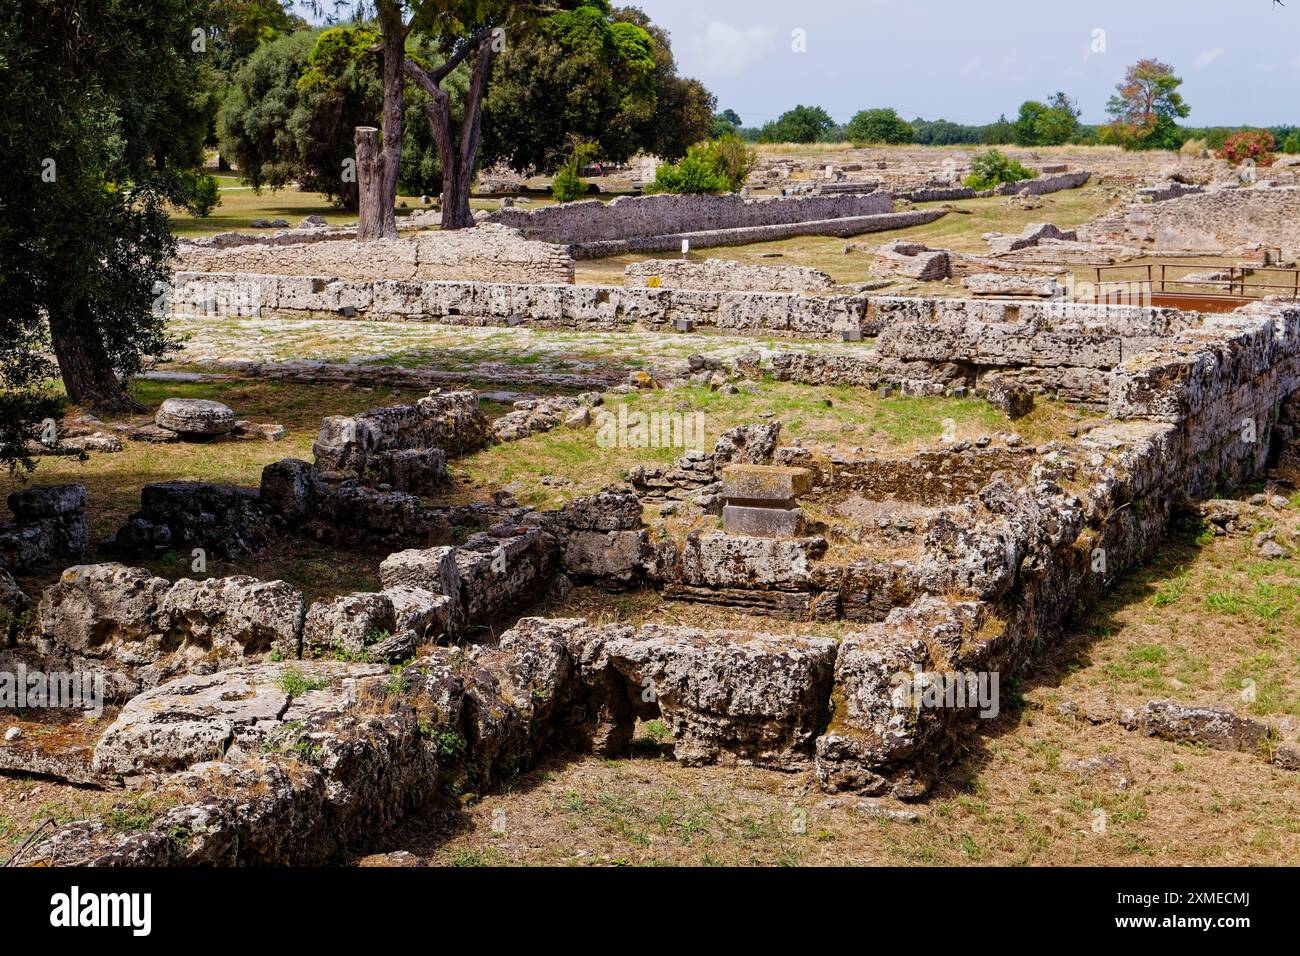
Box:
left=48, top=301, right=144, bottom=412
left=355, top=126, right=387, bottom=239
left=405, top=30, right=499, bottom=231
left=357, top=0, right=404, bottom=240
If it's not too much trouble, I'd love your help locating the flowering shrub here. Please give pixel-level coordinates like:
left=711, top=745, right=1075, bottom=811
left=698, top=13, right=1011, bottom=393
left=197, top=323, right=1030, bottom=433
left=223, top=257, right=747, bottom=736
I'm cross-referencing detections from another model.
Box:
left=1219, top=129, right=1275, bottom=167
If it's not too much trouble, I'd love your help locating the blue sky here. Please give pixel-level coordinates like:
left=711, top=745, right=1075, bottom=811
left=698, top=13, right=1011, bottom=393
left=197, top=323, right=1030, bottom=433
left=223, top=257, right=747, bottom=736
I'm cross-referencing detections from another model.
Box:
left=295, top=1, right=1300, bottom=127
left=647, top=0, right=1300, bottom=127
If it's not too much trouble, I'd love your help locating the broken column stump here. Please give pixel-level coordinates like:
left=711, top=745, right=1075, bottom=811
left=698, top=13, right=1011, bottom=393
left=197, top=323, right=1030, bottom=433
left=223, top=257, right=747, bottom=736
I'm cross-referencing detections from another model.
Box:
left=720, top=464, right=811, bottom=538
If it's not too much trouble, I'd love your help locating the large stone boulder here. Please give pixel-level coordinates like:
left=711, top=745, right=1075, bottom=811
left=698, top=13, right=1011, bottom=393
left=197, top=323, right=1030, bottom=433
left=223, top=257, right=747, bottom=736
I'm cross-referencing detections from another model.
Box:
left=34, top=564, right=304, bottom=696
left=110, top=481, right=275, bottom=559
left=155, top=398, right=236, bottom=436
left=1138, top=700, right=1271, bottom=753
left=92, top=661, right=385, bottom=777
left=0, top=484, right=90, bottom=573
left=567, top=622, right=838, bottom=768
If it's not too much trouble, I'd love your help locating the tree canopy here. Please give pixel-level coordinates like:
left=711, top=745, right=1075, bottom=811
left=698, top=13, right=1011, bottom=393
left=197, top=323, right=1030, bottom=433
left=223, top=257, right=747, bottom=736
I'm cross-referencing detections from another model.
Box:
left=1, top=0, right=218, bottom=440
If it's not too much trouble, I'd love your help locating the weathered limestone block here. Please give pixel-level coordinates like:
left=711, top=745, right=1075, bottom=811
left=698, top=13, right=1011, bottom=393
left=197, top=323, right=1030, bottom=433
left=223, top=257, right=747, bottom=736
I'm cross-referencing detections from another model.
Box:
left=313, top=482, right=421, bottom=540
left=962, top=273, right=1060, bottom=297
left=713, top=422, right=781, bottom=465
left=259, top=458, right=320, bottom=521
left=380, top=546, right=462, bottom=599
left=453, top=527, right=556, bottom=627
left=0, top=484, right=90, bottom=573
left=35, top=564, right=303, bottom=694
left=369, top=447, right=448, bottom=495
left=1138, top=699, right=1271, bottom=753
left=721, top=504, right=805, bottom=538
left=7, top=484, right=87, bottom=520
left=160, top=576, right=305, bottom=663
left=550, top=489, right=643, bottom=532
left=155, top=398, right=236, bottom=436
left=815, top=597, right=992, bottom=796
left=111, top=481, right=274, bottom=559
left=592, top=625, right=838, bottom=768
left=624, top=258, right=834, bottom=292
left=679, top=531, right=826, bottom=589
left=720, top=464, right=811, bottom=503
left=983, top=381, right=1035, bottom=419
left=304, top=592, right=396, bottom=657
left=36, top=564, right=171, bottom=657
left=313, top=390, right=488, bottom=480
left=92, top=661, right=386, bottom=777
left=384, top=585, right=453, bottom=645
left=560, top=529, right=649, bottom=585
left=873, top=241, right=950, bottom=281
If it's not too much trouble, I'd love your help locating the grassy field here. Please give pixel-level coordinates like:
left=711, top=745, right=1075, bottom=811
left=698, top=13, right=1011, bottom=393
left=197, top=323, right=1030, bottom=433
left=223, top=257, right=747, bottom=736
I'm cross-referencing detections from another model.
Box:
left=169, top=173, right=603, bottom=238
left=449, top=380, right=1087, bottom=510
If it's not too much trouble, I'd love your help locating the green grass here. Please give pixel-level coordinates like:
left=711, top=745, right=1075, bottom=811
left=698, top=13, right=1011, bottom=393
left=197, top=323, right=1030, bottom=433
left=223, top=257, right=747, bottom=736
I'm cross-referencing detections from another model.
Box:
left=455, top=380, right=1086, bottom=508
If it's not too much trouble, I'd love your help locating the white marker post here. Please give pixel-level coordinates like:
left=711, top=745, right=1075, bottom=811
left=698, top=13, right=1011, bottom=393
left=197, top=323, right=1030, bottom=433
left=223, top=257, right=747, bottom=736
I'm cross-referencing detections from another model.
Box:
left=681, top=238, right=689, bottom=260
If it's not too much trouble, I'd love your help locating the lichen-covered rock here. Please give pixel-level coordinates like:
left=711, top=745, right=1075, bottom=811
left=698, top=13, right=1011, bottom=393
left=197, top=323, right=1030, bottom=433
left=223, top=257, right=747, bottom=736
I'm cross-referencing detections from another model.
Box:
left=160, top=576, right=305, bottom=663
left=155, top=398, right=236, bottom=436
left=110, top=481, right=275, bottom=559
left=1138, top=699, right=1271, bottom=753
left=303, top=592, right=396, bottom=656
left=560, top=530, right=649, bottom=585
left=92, top=661, right=386, bottom=777
left=713, top=422, right=781, bottom=465
left=313, top=390, right=489, bottom=480
left=384, top=585, right=453, bottom=645
left=259, top=458, right=320, bottom=521
left=0, top=484, right=90, bottom=573
left=679, top=531, right=826, bottom=589
left=984, top=382, right=1035, bottom=419
left=34, top=564, right=303, bottom=696
left=590, top=624, right=838, bottom=768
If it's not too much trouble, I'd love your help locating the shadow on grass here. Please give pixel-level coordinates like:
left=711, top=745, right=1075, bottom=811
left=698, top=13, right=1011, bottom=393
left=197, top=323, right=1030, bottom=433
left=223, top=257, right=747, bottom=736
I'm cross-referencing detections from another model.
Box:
left=922, top=510, right=1211, bottom=801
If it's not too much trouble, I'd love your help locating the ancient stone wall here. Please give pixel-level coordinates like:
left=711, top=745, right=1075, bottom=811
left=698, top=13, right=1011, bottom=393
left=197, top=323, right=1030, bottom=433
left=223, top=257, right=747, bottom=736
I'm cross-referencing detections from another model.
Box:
left=1080, top=185, right=1300, bottom=255
left=173, top=272, right=875, bottom=339
left=174, top=224, right=575, bottom=284
left=490, top=192, right=893, bottom=244
left=0, top=485, right=89, bottom=574
left=17, top=299, right=1300, bottom=862
left=569, top=210, right=947, bottom=258
left=896, top=171, right=1091, bottom=203
left=623, top=259, right=834, bottom=292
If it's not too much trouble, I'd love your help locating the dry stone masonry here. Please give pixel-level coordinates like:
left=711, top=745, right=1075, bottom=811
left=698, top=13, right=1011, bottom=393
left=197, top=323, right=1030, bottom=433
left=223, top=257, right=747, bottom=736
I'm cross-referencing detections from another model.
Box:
left=9, top=288, right=1300, bottom=865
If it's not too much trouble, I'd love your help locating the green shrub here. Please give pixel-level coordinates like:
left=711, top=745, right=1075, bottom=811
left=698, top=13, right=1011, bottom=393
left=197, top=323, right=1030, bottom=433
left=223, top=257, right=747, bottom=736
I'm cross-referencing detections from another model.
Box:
left=647, top=135, right=755, bottom=195
left=551, top=140, right=597, bottom=203
left=964, top=149, right=1039, bottom=190
left=1284, top=134, right=1300, bottom=155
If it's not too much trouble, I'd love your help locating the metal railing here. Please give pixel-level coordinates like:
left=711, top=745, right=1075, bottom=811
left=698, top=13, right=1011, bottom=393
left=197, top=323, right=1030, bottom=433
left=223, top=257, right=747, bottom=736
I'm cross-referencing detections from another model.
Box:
left=1091, top=263, right=1300, bottom=301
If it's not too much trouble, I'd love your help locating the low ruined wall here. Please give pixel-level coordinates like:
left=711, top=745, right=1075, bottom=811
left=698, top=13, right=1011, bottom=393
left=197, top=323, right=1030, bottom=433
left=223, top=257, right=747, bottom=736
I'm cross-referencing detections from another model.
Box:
left=172, top=272, right=875, bottom=339
left=871, top=296, right=1205, bottom=404
left=1080, top=185, right=1300, bottom=255
left=174, top=223, right=575, bottom=284
left=623, top=259, right=834, bottom=292
left=569, top=210, right=947, bottom=258
left=0, top=486, right=89, bottom=575
left=898, top=171, right=1091, bottom=204
left=490, top=192, right=893, bottom=244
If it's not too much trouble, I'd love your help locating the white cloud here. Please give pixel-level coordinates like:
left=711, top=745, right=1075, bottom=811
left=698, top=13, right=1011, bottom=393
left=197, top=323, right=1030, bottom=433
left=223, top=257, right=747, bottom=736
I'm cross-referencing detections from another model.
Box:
left=684, top=21, right=777, bottom=77
left=1195, top=48, right=1224, bottom=69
